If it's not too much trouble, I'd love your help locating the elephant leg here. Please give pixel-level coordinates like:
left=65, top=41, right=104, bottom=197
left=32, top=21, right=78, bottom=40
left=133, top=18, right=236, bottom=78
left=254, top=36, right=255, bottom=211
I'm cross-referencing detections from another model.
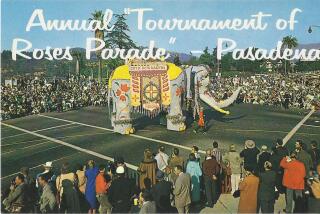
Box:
left=111, top=80, right=134, bottom=135
left=167, top=75, right=186, bottom=132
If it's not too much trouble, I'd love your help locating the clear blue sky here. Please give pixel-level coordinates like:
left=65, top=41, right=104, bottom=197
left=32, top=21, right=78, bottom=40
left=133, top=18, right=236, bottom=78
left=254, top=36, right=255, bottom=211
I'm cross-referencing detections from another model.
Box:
left=1, top=0, right=320, bottom=54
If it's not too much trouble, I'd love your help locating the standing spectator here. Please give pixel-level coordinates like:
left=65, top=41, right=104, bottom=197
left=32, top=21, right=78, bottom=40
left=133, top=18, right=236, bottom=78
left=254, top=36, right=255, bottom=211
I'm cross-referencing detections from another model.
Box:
left=139, top=189, right=157, bottom=214
left=3, top=173, right=27, bottom=213
left=36, top=162, right=56, bottom=193
left=75, top=163, right=86, bottom=194
left=169, top=148, right=185, bottom=183
left=20, top=167, right=37, bottom=211
left=238, top=167, right=260, bottom=213
left=223, top=144, right=242, bottom=194
left=55, top=162, right=77, bottom=207
left=108, top=166, right=135, bottom=213
left=173, top=165, right=191, bottom=214
left=258, top=161, right=276, bottom=213
left=85, top=160, right=99, bottom=214
left=269, top=139, right=288, bottom=193
left=240, top=140, right=260, bottom=172
left=258, top=145, right=271, bottom=173
left=280, top=152, right=306, bottom=213
left=202, top=149, right=220, bottom=207
left=212, top=141, right=222, bottom=164
left=152, top=170, right=173, bottom=213
left=295, top=140, right=313, bottom=178
left=191, top=146, right=201, bottom=162
left=308, top=163, right=320, bottom=213
left=138, top=149, right=158, bottom=190
left=38, top=174, right=57, bottom=213
left=155, top=146, right=170, bottom=173
left=309, top=141, right=320, bottom=172
left=96, top=164, right=112, bottom=214
left=186, top=153, right=202, bottom=203
left=60, top=179, right=81, bottom=213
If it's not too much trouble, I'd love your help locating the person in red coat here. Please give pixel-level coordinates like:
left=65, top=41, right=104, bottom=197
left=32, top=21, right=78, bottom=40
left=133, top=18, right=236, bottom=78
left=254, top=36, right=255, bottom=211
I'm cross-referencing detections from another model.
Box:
left=280, top=152, right=306, bottom=213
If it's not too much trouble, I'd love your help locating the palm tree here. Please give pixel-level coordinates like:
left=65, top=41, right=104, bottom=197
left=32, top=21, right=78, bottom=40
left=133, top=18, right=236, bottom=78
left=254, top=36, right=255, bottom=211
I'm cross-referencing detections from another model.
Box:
left=89, top=10, right=105, bottom=83
left=282, top=36, right=298, bottom=74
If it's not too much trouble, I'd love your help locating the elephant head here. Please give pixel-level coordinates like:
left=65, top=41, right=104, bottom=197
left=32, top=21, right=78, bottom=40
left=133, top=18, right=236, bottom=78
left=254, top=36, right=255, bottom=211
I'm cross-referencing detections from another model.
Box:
left=185, top=65, right=241, bottom=115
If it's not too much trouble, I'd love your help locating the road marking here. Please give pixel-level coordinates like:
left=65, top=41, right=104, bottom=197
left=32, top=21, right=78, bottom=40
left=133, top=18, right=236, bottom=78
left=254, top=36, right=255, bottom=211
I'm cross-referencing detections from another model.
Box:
left=302, top=124, right=320, bottom=128
left=2, top=141, right=52, bottom=154
left=283, top=109, right=315, bottom=145
left=38, top=114, right=205, bottom=154
left=1, top=152, right=80, bottom=180
left=34, top=123, right=76, bottom=132
left=1, top=123, right=76, bottom=139
left=2, top=123, right=139, bottom=171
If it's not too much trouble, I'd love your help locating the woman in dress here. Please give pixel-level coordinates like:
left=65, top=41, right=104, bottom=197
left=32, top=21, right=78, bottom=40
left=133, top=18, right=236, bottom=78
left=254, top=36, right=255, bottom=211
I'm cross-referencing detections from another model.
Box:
left=186, top=153, right=202, bottom=203
left=85, top=160, right=99, bottom=214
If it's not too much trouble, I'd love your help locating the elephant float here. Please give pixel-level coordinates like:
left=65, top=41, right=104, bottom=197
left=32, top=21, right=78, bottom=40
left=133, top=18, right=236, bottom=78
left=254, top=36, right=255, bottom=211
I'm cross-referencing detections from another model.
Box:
left=108, top=60, right=241, bottom=134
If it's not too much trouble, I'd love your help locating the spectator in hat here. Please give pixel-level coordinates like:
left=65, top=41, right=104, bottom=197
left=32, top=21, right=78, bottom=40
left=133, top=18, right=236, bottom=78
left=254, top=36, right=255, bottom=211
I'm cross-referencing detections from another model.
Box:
left=258, top=161, right=276, bottom=213
left=240, top=140, right=260, bottom=172
left=223, top=144, right=242, bottom=194
left=36, top=162, right=56, bottom=192
left=258, top=145, right=271, bottom=173
left=269, top=139, right=288, bottom=193
left=238, top=166, right=260, bottom=213
left=139, top=189, right=157, bottom=214
left=108, top=166, right=135, bottom=213
left=85, top=160, right=99, bottom=214
left=152, top=170, right=173, bottom=213
left=280, top=152, right=306, bottom=213
left=138, top=149, right=158, bottom=190
left=186, top=153, right=202, bottom=203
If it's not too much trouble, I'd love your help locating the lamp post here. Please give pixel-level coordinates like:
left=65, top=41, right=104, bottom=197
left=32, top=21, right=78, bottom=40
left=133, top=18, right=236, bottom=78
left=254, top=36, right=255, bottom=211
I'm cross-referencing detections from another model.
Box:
left=308, top=25, right=320, bottom=33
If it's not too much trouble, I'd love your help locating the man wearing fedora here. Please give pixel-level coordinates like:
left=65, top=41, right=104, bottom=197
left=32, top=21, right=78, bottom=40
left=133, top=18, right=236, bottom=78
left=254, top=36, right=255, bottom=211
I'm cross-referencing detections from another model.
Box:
left=240, top=140, right=260, bottom=172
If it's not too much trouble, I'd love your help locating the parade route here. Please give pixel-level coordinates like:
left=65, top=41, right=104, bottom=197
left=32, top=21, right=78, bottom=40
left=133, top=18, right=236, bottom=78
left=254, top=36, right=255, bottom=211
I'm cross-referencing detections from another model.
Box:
left=1, top=104, right=319, bottom=213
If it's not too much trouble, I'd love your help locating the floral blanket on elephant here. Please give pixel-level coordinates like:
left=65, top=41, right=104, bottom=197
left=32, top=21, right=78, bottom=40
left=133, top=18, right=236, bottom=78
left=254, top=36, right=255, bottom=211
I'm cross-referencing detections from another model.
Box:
left=130, top=61, right=171, bottom=117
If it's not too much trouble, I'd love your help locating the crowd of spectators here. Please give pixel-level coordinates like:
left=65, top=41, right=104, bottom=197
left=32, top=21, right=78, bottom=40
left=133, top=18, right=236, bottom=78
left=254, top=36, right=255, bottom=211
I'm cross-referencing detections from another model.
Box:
left=212, top=72, right=320, bottom=109
left=1, top=76, right=108, bottom=120
left=2, top=139, right=320, bottom=213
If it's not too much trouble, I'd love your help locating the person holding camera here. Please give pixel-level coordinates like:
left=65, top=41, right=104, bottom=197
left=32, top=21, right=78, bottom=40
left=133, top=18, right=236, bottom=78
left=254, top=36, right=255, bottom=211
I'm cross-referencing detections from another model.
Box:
left=3, top=173, right=27, bottom=213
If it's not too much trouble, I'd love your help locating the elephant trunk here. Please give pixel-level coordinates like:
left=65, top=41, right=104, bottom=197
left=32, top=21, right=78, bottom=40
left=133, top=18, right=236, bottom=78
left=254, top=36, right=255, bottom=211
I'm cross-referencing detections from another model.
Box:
left=199, top=87, right=241, bottom=114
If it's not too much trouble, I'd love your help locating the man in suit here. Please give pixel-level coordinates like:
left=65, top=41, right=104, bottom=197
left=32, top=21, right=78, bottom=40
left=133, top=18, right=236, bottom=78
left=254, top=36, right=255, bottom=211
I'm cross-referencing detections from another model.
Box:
left=38, top=174, right=57, bottom=213
left=3, top=173, right=27, bottom=212
left=173, top=165, right=191, bottom=214
left=152, top=170, right=173, bottom=213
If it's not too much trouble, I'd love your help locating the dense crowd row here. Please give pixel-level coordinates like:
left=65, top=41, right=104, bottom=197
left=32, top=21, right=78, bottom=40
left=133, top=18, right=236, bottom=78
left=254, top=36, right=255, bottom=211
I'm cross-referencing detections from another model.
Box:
left=2, top=139, right=320, bottom=213
left=1, top=76, right=108, bottom=120
left=213, top=72, right=320, bottom=109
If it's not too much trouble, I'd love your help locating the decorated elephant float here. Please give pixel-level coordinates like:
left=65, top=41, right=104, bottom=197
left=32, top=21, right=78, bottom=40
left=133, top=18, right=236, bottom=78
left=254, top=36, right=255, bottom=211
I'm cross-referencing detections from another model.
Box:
left=107, top=59, right=241, bottom=134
